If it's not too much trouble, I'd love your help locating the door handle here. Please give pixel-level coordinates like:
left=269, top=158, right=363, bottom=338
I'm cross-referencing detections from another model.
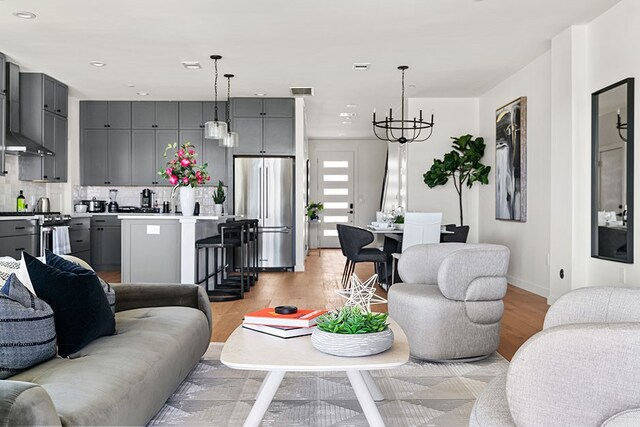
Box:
left=265, top=167, right=269, bottom=219
left=259, top=167, right=263, bottom=219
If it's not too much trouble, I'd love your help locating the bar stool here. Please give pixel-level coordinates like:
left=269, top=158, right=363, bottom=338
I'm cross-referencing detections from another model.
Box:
left=195, top=222, right=246, bottom=302
left=224, top=219, right=258, bottom=290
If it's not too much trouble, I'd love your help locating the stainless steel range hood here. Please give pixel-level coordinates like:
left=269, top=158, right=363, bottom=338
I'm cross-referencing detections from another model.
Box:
left=4, top=62, right=54, bottom=157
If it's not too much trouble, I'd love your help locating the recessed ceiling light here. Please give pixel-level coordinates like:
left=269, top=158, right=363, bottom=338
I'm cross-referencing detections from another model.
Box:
left=341, top=121, right=352, bottom=125
left=353, top=63, right=371, bottom=71
left=89, top=61, right=107, bottom=67
left=255, top=93, right=266, bottom=97
left=339, top=112, right=356, bottom=118
left=408, top=84, right=416, bottom=88
left=13, top=11, right=36, bottom=19
left=346, top=104, right=358, bottom=108
left=127, top=84, right=135, bottom=87
left=180, top=61, right=201, bottom=70
left=136, top=92, right=149, bottom=96
left=338, top=133, right=346, bottom=136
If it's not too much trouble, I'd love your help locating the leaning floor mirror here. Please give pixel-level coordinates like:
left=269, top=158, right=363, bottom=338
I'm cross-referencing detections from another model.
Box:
left=591, top=77, right=634, bottom=263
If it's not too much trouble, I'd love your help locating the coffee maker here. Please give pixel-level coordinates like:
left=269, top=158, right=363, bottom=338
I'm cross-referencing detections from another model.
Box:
left=140, top=189, right=153, bottom=209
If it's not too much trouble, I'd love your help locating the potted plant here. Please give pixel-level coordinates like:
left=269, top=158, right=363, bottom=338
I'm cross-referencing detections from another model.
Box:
left=423, top=134, right=490, bottom=236
left=393, top=214, right=404, bottom=230
left=306, top=201, right=324, bottom=221
left=311, top=306, right=393, bottom=357
left=212, top=180, right=225, bottom=216
left=158, top=142, right=210, bottom=216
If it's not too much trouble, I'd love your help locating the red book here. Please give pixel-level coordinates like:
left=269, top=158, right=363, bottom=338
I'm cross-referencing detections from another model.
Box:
left=243, top=307, right=327, bottom=327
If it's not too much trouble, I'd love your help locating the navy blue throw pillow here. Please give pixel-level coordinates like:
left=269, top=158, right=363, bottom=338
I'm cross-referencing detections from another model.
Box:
left=44, top=250, right=116, bottom=313
left=24, top=252, right=115, bottom=357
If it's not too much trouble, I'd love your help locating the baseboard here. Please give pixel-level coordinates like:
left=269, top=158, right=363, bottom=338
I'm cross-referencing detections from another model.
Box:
left=507, top=274, right=549, bottom=298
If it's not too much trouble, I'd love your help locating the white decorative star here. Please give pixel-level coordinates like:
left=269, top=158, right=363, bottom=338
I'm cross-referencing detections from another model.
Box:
left=335, top=273, right=387, bottom=313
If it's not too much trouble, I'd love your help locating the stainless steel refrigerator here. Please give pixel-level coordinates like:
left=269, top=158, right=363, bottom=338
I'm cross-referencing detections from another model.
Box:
left=234, top=157, right=294, bottom=270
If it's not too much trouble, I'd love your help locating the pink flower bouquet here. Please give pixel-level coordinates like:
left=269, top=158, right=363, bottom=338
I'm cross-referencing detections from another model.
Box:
left=159, top=142, right=210, bottom=194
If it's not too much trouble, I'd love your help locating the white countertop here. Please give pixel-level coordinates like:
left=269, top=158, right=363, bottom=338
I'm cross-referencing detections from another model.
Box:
left=118, top=214, right=241, bottom=221
left=0, top=215, right=38, bottom=221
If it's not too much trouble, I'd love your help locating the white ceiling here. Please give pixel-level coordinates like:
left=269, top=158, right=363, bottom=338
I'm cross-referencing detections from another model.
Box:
left=0, top=0, right=621, bottom=139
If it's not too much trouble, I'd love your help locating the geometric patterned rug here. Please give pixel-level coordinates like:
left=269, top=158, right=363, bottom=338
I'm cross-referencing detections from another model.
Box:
left=148, top=343, right=508, bottom=427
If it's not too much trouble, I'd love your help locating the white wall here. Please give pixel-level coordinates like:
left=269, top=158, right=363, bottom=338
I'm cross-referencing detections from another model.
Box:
left=405, top=98, right=480, bottom=241
left=294, top=98, right=308, bottom=271
left=307, top=138, right=387, bottom=247
left=477, top=52, right=552, bottom=297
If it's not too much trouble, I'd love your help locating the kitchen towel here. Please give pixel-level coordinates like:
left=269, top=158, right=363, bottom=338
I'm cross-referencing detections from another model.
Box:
left=52, top=226, right=71, bottom=255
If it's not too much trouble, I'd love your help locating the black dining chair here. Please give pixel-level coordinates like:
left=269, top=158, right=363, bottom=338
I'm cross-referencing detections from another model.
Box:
left=336, top=224, right=389, bottom=289
left=440, top=224, right=470, bottom=243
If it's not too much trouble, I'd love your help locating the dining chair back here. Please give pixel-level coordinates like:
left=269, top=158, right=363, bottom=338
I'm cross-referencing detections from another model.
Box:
left=401, top=212, right=443, bottom=252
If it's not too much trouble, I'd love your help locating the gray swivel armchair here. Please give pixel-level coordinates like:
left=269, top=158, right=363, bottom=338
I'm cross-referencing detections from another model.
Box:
left=388, top=243, right=510, bottom=361
left=470, top=287, right=640, bottom=427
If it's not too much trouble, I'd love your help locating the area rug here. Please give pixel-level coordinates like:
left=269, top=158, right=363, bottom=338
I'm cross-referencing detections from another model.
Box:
left=148, top=343, right=508, bottom=427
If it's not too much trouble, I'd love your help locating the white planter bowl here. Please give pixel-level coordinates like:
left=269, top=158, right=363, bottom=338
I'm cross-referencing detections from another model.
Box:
left=311, top=328, right=394, bottom=357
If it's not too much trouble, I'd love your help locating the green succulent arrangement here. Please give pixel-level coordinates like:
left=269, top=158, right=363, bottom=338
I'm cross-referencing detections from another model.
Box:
left=393, top=215, right=404, bottom=224
left=213, top=180, right=226, bottom=204
left=316, top=306, right=389, bottom=334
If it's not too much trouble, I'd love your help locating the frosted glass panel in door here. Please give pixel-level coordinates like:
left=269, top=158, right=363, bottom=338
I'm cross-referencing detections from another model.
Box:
left=317, top=151, right=354, bottom=248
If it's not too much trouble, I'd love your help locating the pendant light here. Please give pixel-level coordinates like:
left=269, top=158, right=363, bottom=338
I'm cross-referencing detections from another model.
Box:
left=221, top=74, right=239, bottom=148
left=372, top=65, right=434, bottom=144
left=204, top=55, right=227, bottom=139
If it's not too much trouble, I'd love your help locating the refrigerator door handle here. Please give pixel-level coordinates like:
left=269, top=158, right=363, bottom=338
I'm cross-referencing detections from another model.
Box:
left=259, top=166, right=263, bottom=219
left=259, top=226, right=291, bottom=233
left=265, top=167, right=269, bottom=219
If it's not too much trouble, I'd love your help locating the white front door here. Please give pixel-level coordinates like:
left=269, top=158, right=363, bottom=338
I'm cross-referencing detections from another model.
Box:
left=317, top=151, right=355, bottom=248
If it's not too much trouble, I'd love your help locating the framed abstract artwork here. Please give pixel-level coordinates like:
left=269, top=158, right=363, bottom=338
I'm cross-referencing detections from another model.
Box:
left=495, top=96, right=527, bottom=221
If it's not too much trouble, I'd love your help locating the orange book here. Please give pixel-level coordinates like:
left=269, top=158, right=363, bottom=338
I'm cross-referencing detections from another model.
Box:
left=243, top=307, right=327, bottom=328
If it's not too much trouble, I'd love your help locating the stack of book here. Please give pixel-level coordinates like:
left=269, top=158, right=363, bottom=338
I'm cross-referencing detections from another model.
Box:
left=242, top=307, right=327, bottom=338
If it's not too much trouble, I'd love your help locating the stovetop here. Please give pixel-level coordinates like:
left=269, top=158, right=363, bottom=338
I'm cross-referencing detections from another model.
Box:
left=0, top=211, right=60, bottom=216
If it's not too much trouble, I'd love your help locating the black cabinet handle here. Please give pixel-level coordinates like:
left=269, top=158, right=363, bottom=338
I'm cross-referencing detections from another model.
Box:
left=14, top=248, right=25, bottom=251
left=56, top=109, right=61, bottom=112
left=107, top=124, right=111, bottom=128
left=75, top=240, right=83, bottom=243
left=43, top=176, right=48, bottom=179
left=95, top=220, right=106, bottom=223
left=104, top=124, right=107, bottom=128
left=44, top=104, right=49, bottom=108
left=15, top=226, right=25, bottom=230
left=56, top=177, right=60, bottom=180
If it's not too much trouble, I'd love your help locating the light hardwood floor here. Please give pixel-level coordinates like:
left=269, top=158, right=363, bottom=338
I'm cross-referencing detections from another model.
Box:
left=99, top=248, right=548, bottom=361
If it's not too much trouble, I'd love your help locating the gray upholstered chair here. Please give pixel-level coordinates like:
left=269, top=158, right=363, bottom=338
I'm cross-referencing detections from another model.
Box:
left=470, top=287, right=640, bottom=427
left=388, top=243, right=510, bottom=361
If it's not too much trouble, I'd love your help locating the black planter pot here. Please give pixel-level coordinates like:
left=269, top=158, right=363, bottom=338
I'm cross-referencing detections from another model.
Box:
left=440, top=225, right=470, bottom=243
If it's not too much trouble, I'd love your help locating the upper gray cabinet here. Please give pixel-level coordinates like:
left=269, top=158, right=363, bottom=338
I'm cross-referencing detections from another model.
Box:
left=0, top=52, right=6, bottom=177
left=19, top=73, right=69, bottom=181
left=179, top=101, right=226, bottom=129
left=83, top=101, right=131, bottom=129
left=132, top=101, right=178, bottom=129
left=0, top=52, right=6, bottom=96
left=231, top=98, right=294, bottom=155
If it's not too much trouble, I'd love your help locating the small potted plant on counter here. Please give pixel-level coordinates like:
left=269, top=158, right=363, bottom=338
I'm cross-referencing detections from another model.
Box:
left=306, top=201, right=324, bottom=221
left=311, top=306, right=393, bottom=357
left=213, top=181, right=226, bottom=216
left=393, top=214, right=404, bottom=230
left=159, top=142, right=211, bottom=217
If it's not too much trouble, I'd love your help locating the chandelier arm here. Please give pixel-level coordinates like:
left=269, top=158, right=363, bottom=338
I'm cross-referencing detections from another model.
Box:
left=373, top=127, right=390, bottom=141
left=414, top=126, right=434, bottom=142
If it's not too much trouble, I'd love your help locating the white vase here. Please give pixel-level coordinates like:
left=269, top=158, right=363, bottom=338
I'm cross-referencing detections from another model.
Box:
left=179, top=186, right=196, bottom=216
left=213, top=204, right=223, bottom=216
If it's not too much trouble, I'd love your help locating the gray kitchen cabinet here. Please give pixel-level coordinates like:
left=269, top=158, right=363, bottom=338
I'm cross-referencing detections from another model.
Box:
left=91, top=216, right=121, bottom=270
left=0, top=52, right=6, bottom=95
left=19, top=73, right=69, bottom=182
left=80, top=128, right=130, bottom=185
left=179, top=129, right=203, bottom=159
left=69, top=217, right=90, bottom=263
left=231, top=98, right=294, bottom=155
left=0, top=94, right=6, bottom=176
left=203, top=138, right=227, bottom=185
left=0, top=219, right=39, bottom=258
left=179, top=101, right=204, bottom=129
left=132, top=101, right=178, bottom=129
left=82, top=101, right=131, bottom=129
left=132, top=129, right=177, bottom=185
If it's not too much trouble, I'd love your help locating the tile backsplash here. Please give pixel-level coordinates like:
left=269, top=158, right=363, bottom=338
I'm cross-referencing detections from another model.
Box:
left=73, top=184, right=229, bottom=215
left=0, top=156, right=48, bottom=211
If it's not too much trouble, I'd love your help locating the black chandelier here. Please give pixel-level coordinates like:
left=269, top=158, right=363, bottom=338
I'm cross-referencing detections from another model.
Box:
left=373, top=65, right=434, bottom=144
left=617, top=109, right=628, bottom=142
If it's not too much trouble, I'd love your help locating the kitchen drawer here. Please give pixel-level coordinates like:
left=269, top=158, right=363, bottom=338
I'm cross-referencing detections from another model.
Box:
left=69, top=229, right=90, bottom=253
left=0, top=235, right=39, bottom=258
left=91, top=215, right=121, bottom=227
left=0, top=220, right=38, bottom=238
left=69, top=217, right=91, bottom=230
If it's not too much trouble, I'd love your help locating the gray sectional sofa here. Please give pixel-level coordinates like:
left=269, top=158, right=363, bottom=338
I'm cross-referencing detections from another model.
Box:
left=0, top=282, right=212, bottom=426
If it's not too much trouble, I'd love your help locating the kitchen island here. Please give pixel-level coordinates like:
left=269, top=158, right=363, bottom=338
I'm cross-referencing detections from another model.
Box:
left=119, top=214, right=240, bottom=284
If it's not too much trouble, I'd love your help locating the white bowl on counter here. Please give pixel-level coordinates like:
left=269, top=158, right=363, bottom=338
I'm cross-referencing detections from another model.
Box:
left=74, top=204, right=88, bottom=213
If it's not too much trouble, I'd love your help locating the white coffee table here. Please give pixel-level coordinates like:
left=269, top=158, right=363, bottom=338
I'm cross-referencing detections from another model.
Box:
left=220, top=318, right=409, bottom=427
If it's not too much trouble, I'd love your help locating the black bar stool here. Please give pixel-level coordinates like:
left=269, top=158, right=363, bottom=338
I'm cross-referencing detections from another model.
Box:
left=195, top=222, right=246, bottom=302
left=223, top=219, right=257, bottom=291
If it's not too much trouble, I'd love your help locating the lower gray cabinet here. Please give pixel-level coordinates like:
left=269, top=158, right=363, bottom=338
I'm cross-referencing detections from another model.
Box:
left=0, top=219, right=39, bottom=258
left=69, top=217, right=90, bottom=263
left=90, top=216, right=121, bottom=270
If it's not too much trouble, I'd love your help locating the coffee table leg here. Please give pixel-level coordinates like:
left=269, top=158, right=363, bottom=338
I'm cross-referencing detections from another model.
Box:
left=347, top=370, right=385, bottom=427
left=244, top=370, right=286, bottom=427
left=362, top=371, right=384, bottom=401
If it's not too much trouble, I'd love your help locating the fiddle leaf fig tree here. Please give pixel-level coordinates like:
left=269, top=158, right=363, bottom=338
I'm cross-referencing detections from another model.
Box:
left=423, top=134, right=491, bottom=226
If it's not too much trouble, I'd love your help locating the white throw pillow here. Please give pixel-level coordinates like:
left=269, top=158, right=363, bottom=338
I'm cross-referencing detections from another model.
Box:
left=0, top=257, right=21, bottom=283
left=16, top=253, right=45, bottom=295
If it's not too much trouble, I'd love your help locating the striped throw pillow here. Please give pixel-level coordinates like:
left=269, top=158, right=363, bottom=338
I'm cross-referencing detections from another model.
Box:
left=0, top=274, right=57, bottom=379
left=0, top=257, right=20, bottom=283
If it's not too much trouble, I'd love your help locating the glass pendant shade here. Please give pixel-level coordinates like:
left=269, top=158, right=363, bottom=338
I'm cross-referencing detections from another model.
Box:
left=204, top=121, right=227, bottom=139
left=220, top=131, right=239, bottom=148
